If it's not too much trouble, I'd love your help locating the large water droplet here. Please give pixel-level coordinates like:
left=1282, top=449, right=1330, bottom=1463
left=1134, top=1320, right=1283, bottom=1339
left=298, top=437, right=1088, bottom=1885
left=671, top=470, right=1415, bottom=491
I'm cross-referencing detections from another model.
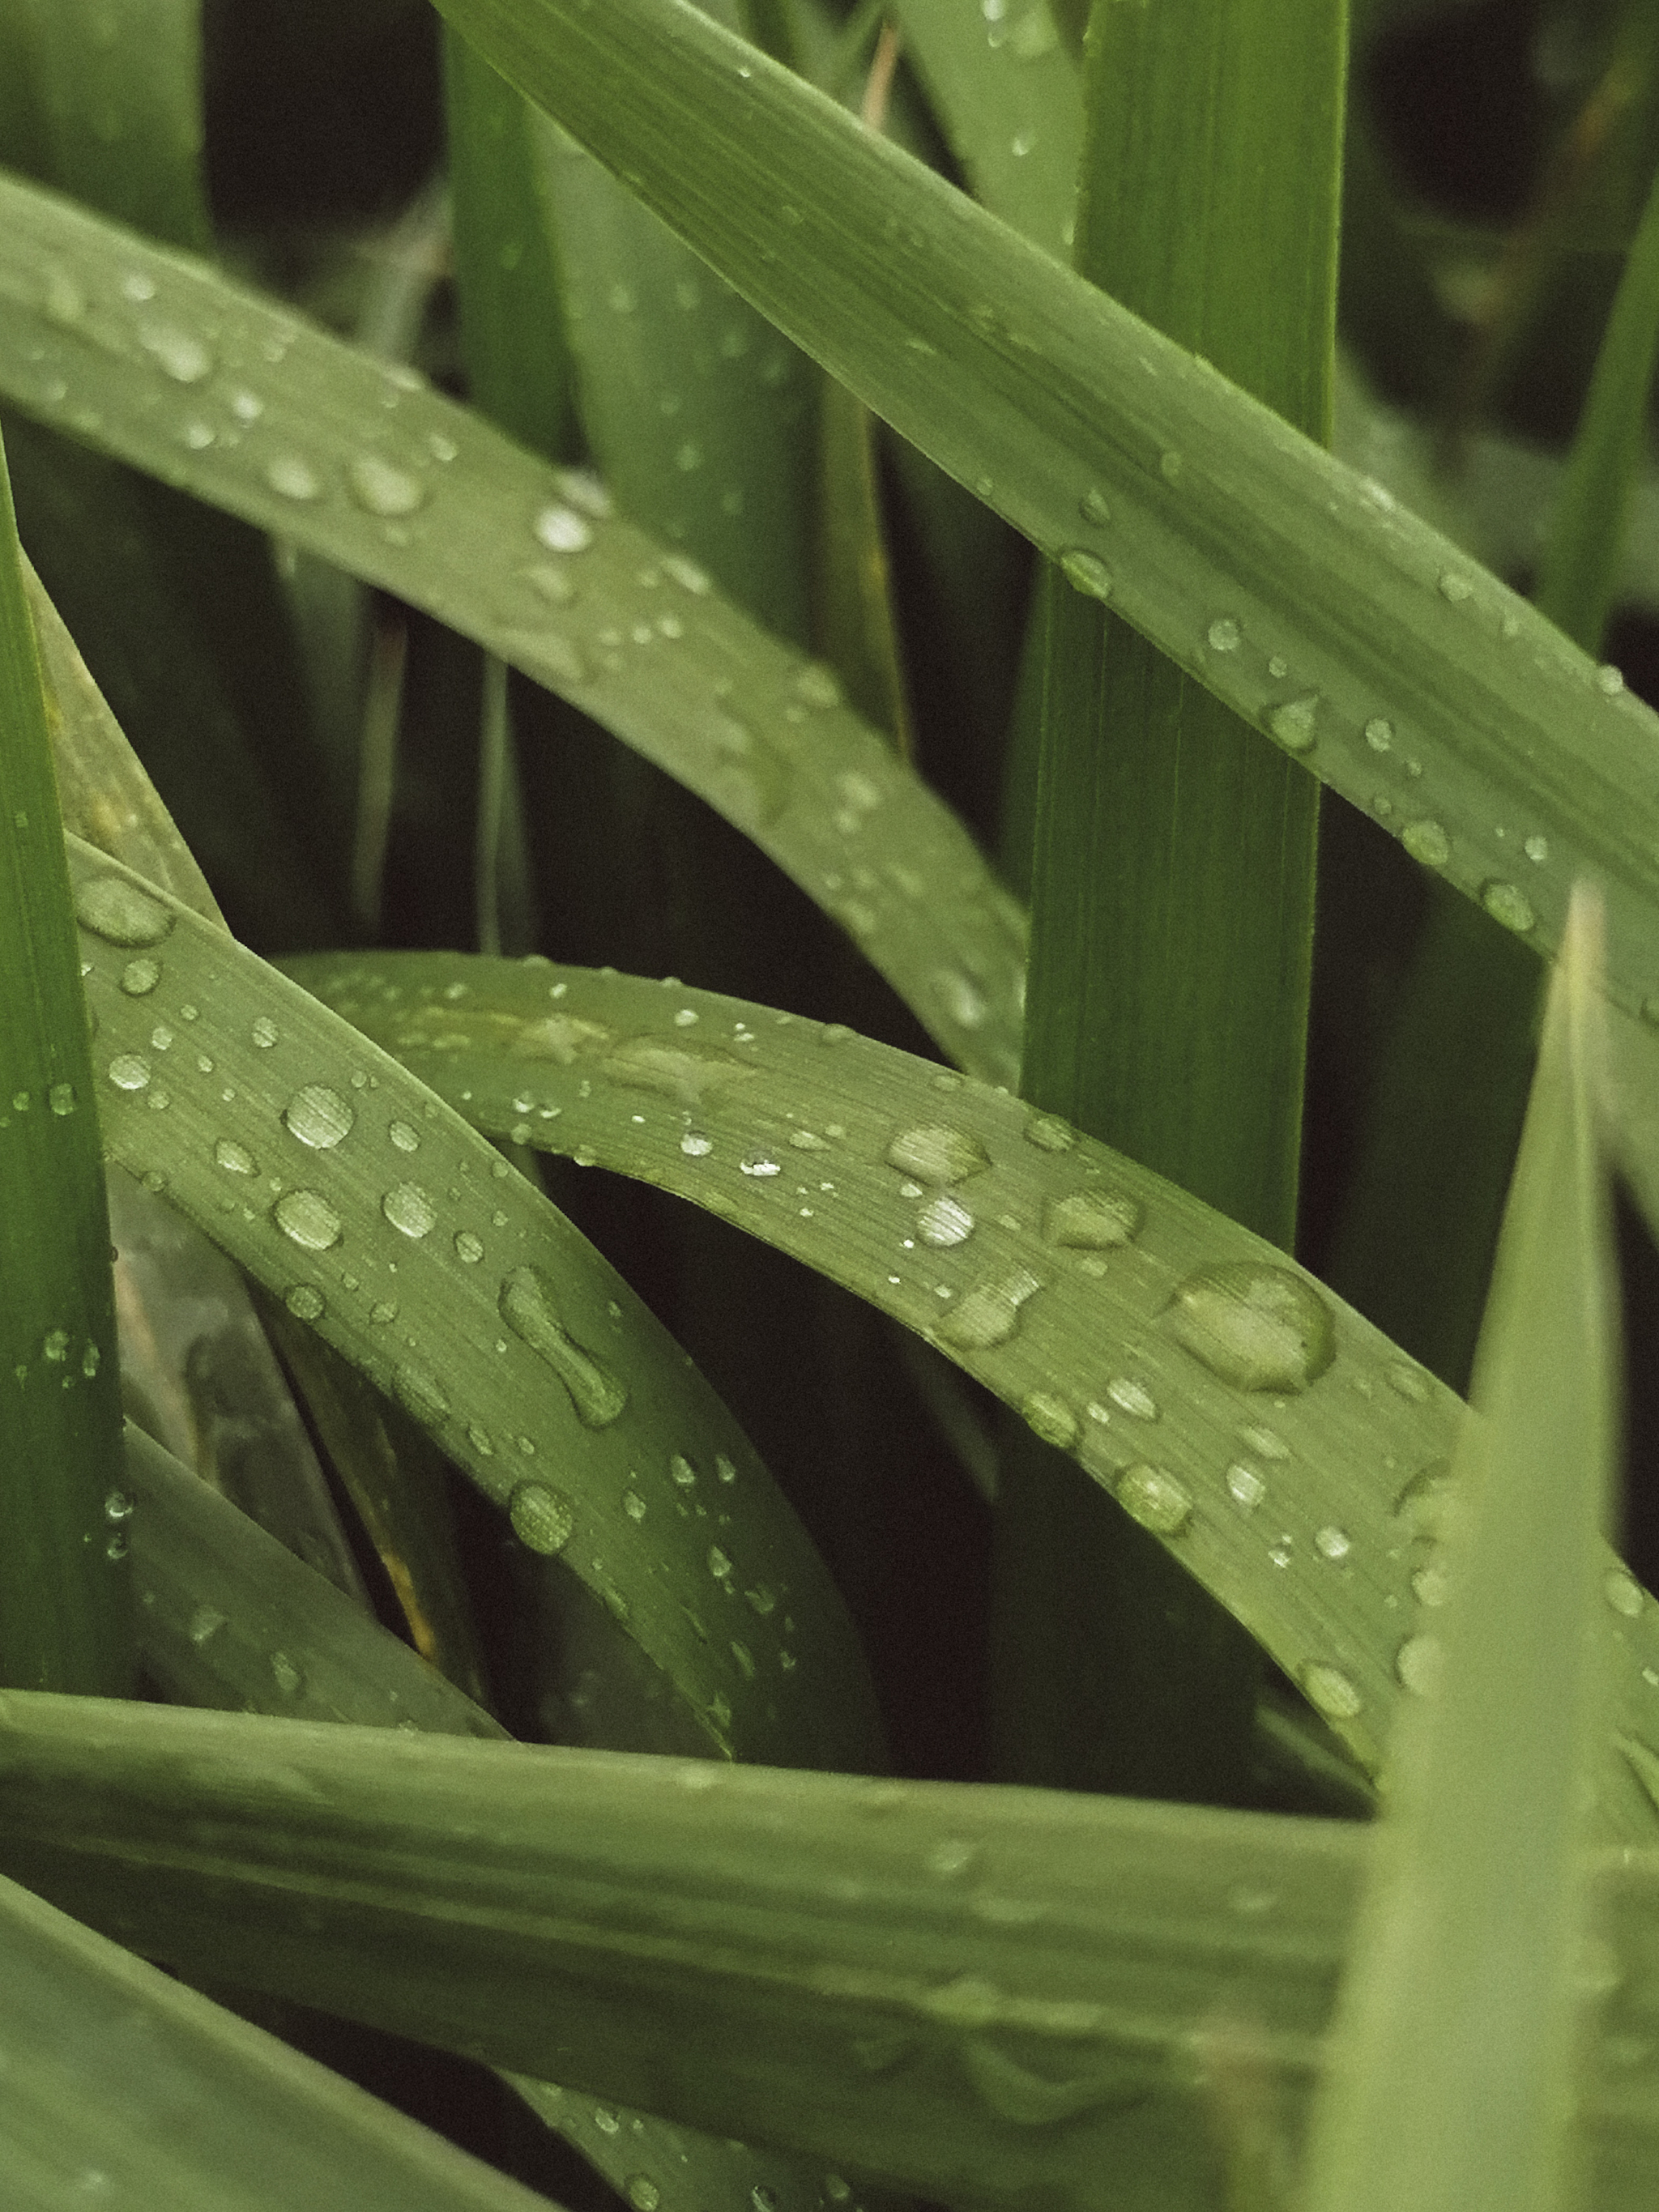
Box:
left=1166, top=1262, right=1334, bottom=1392
left=274, top=1189, right=342, bottom=1252
left=886, top=1125, right=991, bottom=1183
left=283, top=1085, right=355, bottom=1149
left=348, top=454, right=427, bottom=518
left=1113, top=1464, right=1192, bottom=1536
left=1268, top=695, right=1318, bottom=753
left=1058, top=549, right=1112, bottom=602
left=1043, top=1189, right=1141, bottom=1248
left=510, top=1478, right=574, bottom=1554
left=1402, top=819, right=1450, bottom=867
left=500, top=1265, right=628, bottom=1427
left=75, top=875, right=174, bottom=947
left=1480, top=880, right=1535, bottom=933
left=939, top=1268, right=1043, bottom=1350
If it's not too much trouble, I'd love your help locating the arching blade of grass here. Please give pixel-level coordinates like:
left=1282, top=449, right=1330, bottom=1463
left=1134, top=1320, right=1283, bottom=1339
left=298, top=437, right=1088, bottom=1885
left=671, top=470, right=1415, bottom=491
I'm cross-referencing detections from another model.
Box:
left=0, top=171, right=1023, bottom=1081
left=0, top=432, right=129, bottom=1697
left=284, top=944, right=1659, bottom=1830
left=1300, top=889, right=1618, bottom=2212
left=0, top=1858, right=565, bottom=2212
left=428, top=0, right=1659, bottom=1032
left=6, top=1695, right=1659, bottom=2210
left=63, top=834, right=887, bottom=1775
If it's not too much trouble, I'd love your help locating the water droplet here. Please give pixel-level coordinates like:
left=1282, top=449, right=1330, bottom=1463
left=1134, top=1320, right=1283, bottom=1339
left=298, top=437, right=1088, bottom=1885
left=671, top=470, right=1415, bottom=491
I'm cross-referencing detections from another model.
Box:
left=1206, top=616, right=1241, bottom=652
left=284, top=1284, right=325, bottom=1321
left=1267, top=654, right=1289, bottom=680
left=918, top=1195, right=975, bottom=1247
left=680, top=1132, right=713, bottom=1158
left=1043, top=1189, right=1140, bottom=1248
left=1438, top=570, right=1473, bottom=603
left=1226, top=1463, right=1266, bottom=1510
left=1022, top=1392, right=1078, bottom=1448
left=1606, top=1568, right=1644, bottom=1619
left=82, top=1342, right=100, bottom=1378
left=1402, top=819, right=1450, bottom=867
left=1363, top=717, right=1393, bottom=752
left=1059, top=548, right=1112, bottom=602
left=622, top=1488, right=647, bottom=1523
left=824, top=2180, right=851, bottom=2204
left=382, top=1184, right=436, bottom=1238
left=250, top=1016, right=279, bottom=1049
left=392, top=1360, right=450, bottom=1430
left=1597, top=663, right=1625, bottom=695
left=137, top=320, right=213, bottom=383
left=75, top=875, right=174, bottom=947
left=1303, top=1663, right=1361, bottom=1719
left=1106, top=1376, right=1158, bottom=1420
left=1481, top=880, right=1535, bottom=933
left=625, top=2179, right=660, bottom=2212
left=347, top=454, right=427, bottom=518
left=708, top=1544, right=733, bottom=1579
left=1523, top=833, right=1549, bottom=864
left=273, top=1189, right=341, bottom=1252
left=1159, top=449, right=1183, bottom=481
left=284, top=1085, right=354, bottom=1149
left=934, top=969, right=988, bottom=1029
left=500, top=1266, right=629, bottom=1427
left=188, top=1603, right=227, bottom=1645
left=1022, top=1111, right=1075, bottom=1153
left=386, top=1120, right=420, bottom=1153
left=939, top=1268, right=1043, bottom=1350
left=118, top=957, right=161, bottom=995
left=1411, top=1559, right=1449, bottom=1608
left=265, top=454, right=322, bottom=501
left=795, top=663, right=842, bottom=710
left=1166, top=1262, right=1334, bottom=1392
left=740, top=1154, right=781, bottom=1178
left=1386, top=1361, right=1430, bottom=1404
left=886, top=1125, right=991, bottom=1183
left=48, top=1082, right=75, bottom=1117
left=1078, top=487, right=1111, bottom=526
left=592, top=2105, right=621, bottom=2136
left=1396, top=1634, right=1441, bottom=1696
left=1268, top=695, right=1318, bottom=752
left=534, top=504, right=593, bottom=552
left=1394, top=1459, right=1456, bottom=1543
left=453, top=1230, right=484, bottom=1265
left=215, top=1138, right=258, bottom=1176
left=1114, top=1464, right=1192, bottom=1536
left=1315, top=1524, right=1351, bottom=1562
left=107, top=1054, right=151, bottom=1092
left=271, top=1651, right=304, bottom=1698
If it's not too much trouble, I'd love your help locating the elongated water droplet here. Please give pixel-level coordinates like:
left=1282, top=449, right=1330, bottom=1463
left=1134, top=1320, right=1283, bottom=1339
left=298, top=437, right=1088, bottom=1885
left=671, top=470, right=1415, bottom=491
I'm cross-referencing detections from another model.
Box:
left=1302, top=1662, right=1362, bottom=1719
left=392, top=1360, right=450, bottom=1429
left=1022, top=1392, right=1078, bottom=1448
left=265, top=454, right=322, bottom=501
left=1226, top=1463, right=1266, bottom=1509
left=1106, top=1376, right=1158, bottom=1420
left=381, top=1183, right=437, bottom=1238
left=939, top=1268, right=1043, bottom=1350
left=75, top=875, right=174, bottom=947
left=500, top=1265, right=628, bottom=1427
left=49, top=1082, right=75, bottom=1117
left=1022, top=1111, right=1075, bottom=1153
left=1043, top=1190, right=1140, bottom=1248
left=215, top=1138, right=258, bottom=1176
left=886, top=1125, right=991, bottom=1183
left=1402, top=819, right=1450, bottom=867
left=284, top=1085, right=354, bottom=1149
left=1078, top=487, right=1111, bottom=526
left=270, top=1652, right=304, bottom=1697
left=1481, top=880, right=1535, bottom=933
left=348, top=454, right=427, bottom=518
left=1166, top=1262, right=1334, bottom=1392
left=1058, top=548, right=1112, bottom=602
left=625, top=2179, right=660, bottom=2212
left=250, top=1016, right=279, bottom=1049
left=1114, top=1464, right=1192, bottom=1536
left=510, top=1478, right=574, bottom=1554
left=1396, top=1634, right=1441, bottom=1695
left=918, top=1195, right=975, bottom=1247
left=273, top=1189, right=341, bottom=1252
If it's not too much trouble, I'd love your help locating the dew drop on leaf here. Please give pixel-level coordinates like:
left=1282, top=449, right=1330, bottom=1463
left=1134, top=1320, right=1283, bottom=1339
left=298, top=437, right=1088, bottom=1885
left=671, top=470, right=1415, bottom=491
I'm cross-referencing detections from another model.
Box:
left=382, top=1183, right=437, bottom=1238
left=1021, top=1392, right=1078, bottom=1448
left=938, top=1268, right=1043, bottom=1350
left=1058, top=548, right=1112, bottom=602
left=1166, top=1262, right=1334, bottom=1392
left=1402, top=819, right=1450, bottom=867
left=1206, top=616, right=1241, bottom=652
left=1268, top=695, right=1319, bottom=753
left=499, top=1265, right=628, bottom=1427
left=1043, top=1190, right=1140, bottom=1248
left=1303, top=1662, right=1362, bottom=1719
left=1113, top=1464, right=1192, bottom=1536
left=347, top=454, right=428, bottom=518
left=392, top=1360, right=450, bottom=1430
left=273, top=1189, right=341, bottom=1253
left=284, top=1284, right=325, bottom=1321
left=137, top=320, right=213, bottom=383
left=75, top=875, right=174, bottom=947
left=918, top=1195, right=975, bottom=1247
left=1481, top=880, right=1535, bottom=933
left=107, top=1054, right=151, bottom=1093
left=119, top=957, right=161, bottom=995
left=265, top=454, right=322, bottom=502
left=284, top=1085, right=355, bottom=1149
left=534, top=504, right=593, bottom=553
left=886, top=1125, right=992, bottom=1184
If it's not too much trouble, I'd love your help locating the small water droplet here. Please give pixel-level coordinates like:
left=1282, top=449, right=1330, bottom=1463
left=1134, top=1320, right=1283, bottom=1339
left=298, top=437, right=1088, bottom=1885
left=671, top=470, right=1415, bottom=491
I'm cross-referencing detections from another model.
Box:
left=1268, top=695, right=1319, bottom=753
left=510, top=1486, right=574, bottom=1557
left=118, top=957, right=161, bottom=995
left=1438, top=570, right=1473, bottom=603
left=347, top=454, right=427, bottom=518
left=1303, top=1663, right=1361, bottom=1719
left=1524, top=833, right=1549, bottom=864
left=283, top=1085, right=354, bottom=1149
left=271, top=1651, right=304, bottom=1698
left=107, top=1053, right=151, bottom=1092
left=1606, top=1568, right=1644, bottom=1618
left=680, top=1132, right=713, bottom=1157
left=284, top=1283, right=325, bottom=1321
left=918, top=1195, right=975, bottom=1247
left=1402, top=819, right=1450, bottom=867
left=1597, top=663, right=1625, bottom=695
left=1114, top=1464, right=1192, bottom=1536
left=1363, top=717, right=1393, bottom=752
left=250, top=1016, right=279, bottom=1048
left=939, top=1268, right=1043, bottom=1350
left=214, top=1138, right=258, bottom=1176
left=1058, top=548, right=1112, bottom=602
left=592, top=2105, right=621, bottom=2136
left=1022, top=1111, right=1075, bottom=1153
left=708, top=1543, right=733, bottom=1579
left=274, top=1189, right=341, bottom=1252
left=740, top=1154, right=781, bottom=1178
left=137, top=320, right=213, bottom=383
left=1396, top=1634, right=1441, bottom=1696
left=1226, top=1463, right=1266, bottom=1510
left=886, top=1125, right=991, bottom=1183
left=1166, top=1262, right=1334, bottom=1392
left=1043, top=1189, right=1141, bottom=1248
left=795, top=663, right=843, bottom=710
left=500, top=1265, right=628, bottom=1426
left=625, top=2179, right=660, bottom=2212
left=75, top=875, right=174, bottom=947
left=1315, top=1524, right=1351, bottom=1562
left=1205, top=615, right=1242, bottom=652
left=392, top=1361, right=450, bottom=1430
left=453, top=1230, right=484, bottom=1264
left=1106, top=1376, right=1158, bottom=1420
left=265, top=454, right=322, bottom=501
left=48, top=1081, right=76, bottom=1117
left=1078, top=487, right=1111, bottom=526
left=534, top=504, right=593, bottom=553
left=1481, top=880, right=1535, bottom=933
left=188, top=1603, right=227, bottom=1645
left=1022, top=1391, right=1078, bottom=1448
